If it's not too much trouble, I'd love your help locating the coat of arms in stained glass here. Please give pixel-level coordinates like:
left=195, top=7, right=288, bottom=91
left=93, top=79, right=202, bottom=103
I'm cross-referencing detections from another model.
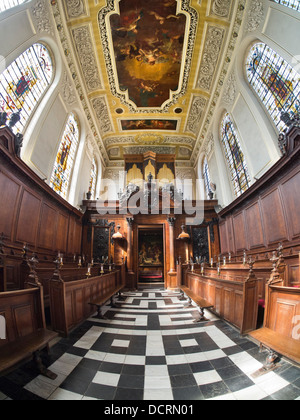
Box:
left=246, top=43, right=300, bottom=131
left=0, top=43, right=53, bottom=132
left=50, top=114, right=80, bottom=200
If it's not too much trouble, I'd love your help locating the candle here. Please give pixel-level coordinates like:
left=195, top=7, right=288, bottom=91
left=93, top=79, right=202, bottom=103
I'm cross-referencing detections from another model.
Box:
left=210, top=258, right=214, bottom=267
left=86, top=264, right=91, bottom=277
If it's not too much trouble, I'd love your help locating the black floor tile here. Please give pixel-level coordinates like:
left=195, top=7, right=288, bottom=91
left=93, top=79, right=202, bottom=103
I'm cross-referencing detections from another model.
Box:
left=172, top=386, right=204, bottom=401
left=170, top=374, right=198, bottom=388
left=199, top=381, right=231, bottom=399
left=224, top=374, right=254, bottom=393
left=99, top=362, right=123, bottom=374
left=118, top=374, right=145, bottom=389
left=85, top=383, right=116, bottom=400
left=189, top=361, right=214, bottom=373
left=217, top=365, right=244, bottom=381
left=114, top=387, right=144, bottom=400
left=168, top=364, right=193, bottom=376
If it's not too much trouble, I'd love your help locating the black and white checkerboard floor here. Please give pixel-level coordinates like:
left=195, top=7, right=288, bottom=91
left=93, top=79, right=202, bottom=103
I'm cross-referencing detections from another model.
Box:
left=1, top=289, right=300, bottom=401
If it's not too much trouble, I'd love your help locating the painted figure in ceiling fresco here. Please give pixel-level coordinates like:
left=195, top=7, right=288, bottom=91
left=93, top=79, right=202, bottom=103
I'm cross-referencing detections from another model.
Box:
left=110, top=0, right=186, bottom=108
left=121, top=119, right=178, bottom=131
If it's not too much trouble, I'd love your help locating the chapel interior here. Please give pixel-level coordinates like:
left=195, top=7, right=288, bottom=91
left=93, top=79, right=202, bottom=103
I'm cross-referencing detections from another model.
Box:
left=0, top=0, right=300, bottom=401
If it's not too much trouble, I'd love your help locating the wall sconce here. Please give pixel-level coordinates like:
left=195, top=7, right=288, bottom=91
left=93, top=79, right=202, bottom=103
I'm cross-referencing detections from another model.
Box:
left=177, top=225, right=190, bottom=241
left=112, top=224, right=123, bottom=240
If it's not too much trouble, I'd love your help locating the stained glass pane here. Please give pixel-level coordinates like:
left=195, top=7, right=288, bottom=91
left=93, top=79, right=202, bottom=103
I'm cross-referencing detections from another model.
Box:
left=89, top=158, right=97, bottom=200
left=0, top=43, right=53, bottom=133
left=202, top=157, right=211, bottom=199
left=0, top=0, right=26, bottom=13
left=246, top=43, right=300, bottom=131
left=273, top=0, right=300, bottom=11
left=221, top=113, right=251, bottom=198
left=50, top=114, right=80, bottom=200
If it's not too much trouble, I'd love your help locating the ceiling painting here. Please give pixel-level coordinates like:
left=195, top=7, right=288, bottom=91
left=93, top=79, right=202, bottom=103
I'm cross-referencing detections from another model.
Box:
left=121, top=119, right=178, bottom=131
left=99, top=0, right=198, bottom=112
left=53, top=0, right=245, bottom=165
left=109, top=0, right=187, bottom=109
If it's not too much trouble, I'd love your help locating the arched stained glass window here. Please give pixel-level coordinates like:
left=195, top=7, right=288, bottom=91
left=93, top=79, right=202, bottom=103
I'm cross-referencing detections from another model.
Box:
left=50, top=114, right=80, bottom=200
left=246, top=43, right=300, bottom=131
left=221, top=113, right=251, bottom=198
left=0, top=0, right=27, bottom=13
left=273, top=0, right=300, bottom=12
left=0, top=43, right=53, bottom=133
left=202, top=157, right=211, bottom=199
left=89, top=158, right=97, bottom=200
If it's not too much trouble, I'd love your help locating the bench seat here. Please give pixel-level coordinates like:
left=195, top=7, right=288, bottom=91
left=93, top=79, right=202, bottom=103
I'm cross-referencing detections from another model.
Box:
left=249, top=327, right=300, bottom=365
left=89, top=285, right=124, bottom=319
left=181, top=286, right=214, bottom=322
left=0, top=328, right=58, bottom=378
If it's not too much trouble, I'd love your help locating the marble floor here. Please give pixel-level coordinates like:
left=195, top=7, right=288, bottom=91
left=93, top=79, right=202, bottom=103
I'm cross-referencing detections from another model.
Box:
left=0, top=289, right=300, bottom=401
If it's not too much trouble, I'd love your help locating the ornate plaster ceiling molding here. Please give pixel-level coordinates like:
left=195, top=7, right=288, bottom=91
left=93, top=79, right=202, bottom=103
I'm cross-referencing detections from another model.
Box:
left=72, top=25, right=103, bottom=91
left=105, top=136, right=135, bottom=147
left=191, top=0, right=247, bottom=166
left=64, top=0, right=87, bottom=19
left=203, top=132, right=215, bottom=160
left=185, top=95, right=207, bottom=135
left=245, top=0, right=264, bottom=33
left=211, top=0, right=232, bottom=18
left=222, top=71, right=237, bottom=106
left=134, top=134, right=164, bottom=145
left=163, top=136, right=195, bottom=147
left=61, top=71, right=77, bottom=106
left=98, top=0, right=198, bottom=114
left=31, top=0, right=54, bottom=35
left=91, top=96, right=114, bottom=135
left=123, top=146, right=176, bottom=155
left=196, top=25, right=226, bottom=91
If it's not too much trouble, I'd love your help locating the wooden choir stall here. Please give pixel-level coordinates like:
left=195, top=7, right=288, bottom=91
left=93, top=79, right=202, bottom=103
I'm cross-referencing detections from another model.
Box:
left=180, top=122, right=300, bottom=368
left=0, top=124, right=126, bottom=378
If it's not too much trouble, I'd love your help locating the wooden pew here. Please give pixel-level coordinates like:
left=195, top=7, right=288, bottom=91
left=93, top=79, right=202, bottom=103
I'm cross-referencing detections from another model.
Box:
left=180, top=285, right=213, bottom=322
left=182, top=261, right=259, bottom=334
left=21, top=255, right=104, bottom=307
left=89, top=284, right=125, bottom=319
left=49, top=264, right=125, bottom=336
left=0, top=284, right=58, bottom=378
left=249, top=283, right=300, bottom=367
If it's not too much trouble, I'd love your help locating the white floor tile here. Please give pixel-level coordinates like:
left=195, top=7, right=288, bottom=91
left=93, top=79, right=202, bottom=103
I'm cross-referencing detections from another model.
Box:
left=92, top=371, right=120, bottom=387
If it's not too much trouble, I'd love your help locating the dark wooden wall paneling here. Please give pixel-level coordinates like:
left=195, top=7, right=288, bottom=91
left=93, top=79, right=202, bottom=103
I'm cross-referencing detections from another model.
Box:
left=0, top=127, right=83, bottom=290
left=219, top=127, right=300, bottom=285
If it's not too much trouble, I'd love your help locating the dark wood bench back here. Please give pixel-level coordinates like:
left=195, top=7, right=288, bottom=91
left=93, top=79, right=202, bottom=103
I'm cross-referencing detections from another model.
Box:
left=264, top=284, right=300, bottom=340
left=0, top=286, right=45, bottom=348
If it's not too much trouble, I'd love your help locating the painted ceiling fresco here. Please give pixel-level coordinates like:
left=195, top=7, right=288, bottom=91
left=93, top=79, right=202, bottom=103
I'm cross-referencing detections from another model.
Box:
left=109, top=0, right=187, bottom=109
left=55, top=0, right=244, bottom=165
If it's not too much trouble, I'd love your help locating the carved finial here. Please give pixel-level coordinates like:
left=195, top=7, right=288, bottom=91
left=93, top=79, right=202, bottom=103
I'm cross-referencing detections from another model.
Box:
left=247, top=256, right=255, bottom=273
left=0, top=112, right=7, bottom=127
